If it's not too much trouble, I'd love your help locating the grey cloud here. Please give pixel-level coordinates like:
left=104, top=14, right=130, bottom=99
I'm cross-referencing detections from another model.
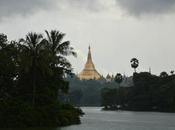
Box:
left=61, top=0, right=104, bottom=11
left=116, top=0, right=175, bottom=16
left=0, top=0, right=104, bottom=20
left=0, top=0, right=55, bottom=20
left=2, top=0, right=174, bottom=20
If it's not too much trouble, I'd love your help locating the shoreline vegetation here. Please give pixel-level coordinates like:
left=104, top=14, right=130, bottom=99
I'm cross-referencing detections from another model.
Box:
left=0, top=30, right=83, bottom=128
left=101, top=72, right=175, bottom=113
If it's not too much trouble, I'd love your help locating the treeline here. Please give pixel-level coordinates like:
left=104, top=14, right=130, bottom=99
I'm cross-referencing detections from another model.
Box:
left=64, top=72, right=132, bottom=106
left=0, top=31, right=83, bottom=128
left=101, top=72, right=175, bottom=112
left=66, top=77, right=108, bottom=106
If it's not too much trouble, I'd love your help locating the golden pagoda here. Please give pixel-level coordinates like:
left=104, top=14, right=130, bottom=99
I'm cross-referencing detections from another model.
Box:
left=78, top=46, right=101, bottom=80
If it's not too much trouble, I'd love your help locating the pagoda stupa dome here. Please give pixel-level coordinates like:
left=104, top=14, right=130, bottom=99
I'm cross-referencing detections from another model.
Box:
left=78, top=46, right=101, bottom=80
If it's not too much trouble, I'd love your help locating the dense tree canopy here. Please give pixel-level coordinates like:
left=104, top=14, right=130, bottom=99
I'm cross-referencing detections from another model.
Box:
left=102, top=72, right=175, bottom=112
left=0, top=31, right=83, bottom=128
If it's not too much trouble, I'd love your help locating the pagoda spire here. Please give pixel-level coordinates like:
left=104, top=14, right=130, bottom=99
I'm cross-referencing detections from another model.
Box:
left=87, top=45, right=93, bottom=64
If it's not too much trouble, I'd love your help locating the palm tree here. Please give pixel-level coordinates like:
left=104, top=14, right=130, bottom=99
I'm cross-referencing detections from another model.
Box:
left=45, top=30, right=77, bottom=93
left=114, top=73, right=123, bottom=87
left=45, top=30, right=76, bottom=73
left=19, top=32, right=47, bottom=106
left=130, top=58, right=139, bottom=73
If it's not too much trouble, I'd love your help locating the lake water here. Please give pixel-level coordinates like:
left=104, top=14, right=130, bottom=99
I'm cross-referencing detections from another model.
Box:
left=61, top=107, right=175, bottom=130
left=2, top=107, right=175, bottom=130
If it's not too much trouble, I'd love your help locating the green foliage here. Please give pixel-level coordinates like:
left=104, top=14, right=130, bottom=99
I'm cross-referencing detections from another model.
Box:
left=0, top=32, right=82, bottom=128
left=66, top=77, right=119, bottom=106
left=160, top=71, right=168, bottom=78
left=67, top=79, right=105, bottom=106
left=0, top=99, right=83, bottom=128
left=130, top=58, right=139, bottom=73
left=114, top=73, right=123, bottom=85
left=102, top=72, right=175, bottom=112
left=101, top=87, right=129, bottom=110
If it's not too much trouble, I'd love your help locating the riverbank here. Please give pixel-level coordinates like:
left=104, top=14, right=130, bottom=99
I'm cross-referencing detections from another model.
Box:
left=0, top=102, right=84, bottom=128
left=102, top=107, right=175, bottom=113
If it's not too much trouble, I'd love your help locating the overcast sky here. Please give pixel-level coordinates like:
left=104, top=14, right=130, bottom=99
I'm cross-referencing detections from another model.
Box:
left=0, top=0, right=175, bottom=76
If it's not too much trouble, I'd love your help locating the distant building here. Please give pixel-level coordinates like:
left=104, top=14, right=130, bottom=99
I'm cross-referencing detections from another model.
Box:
left=78, top=46, right=101, bottom=80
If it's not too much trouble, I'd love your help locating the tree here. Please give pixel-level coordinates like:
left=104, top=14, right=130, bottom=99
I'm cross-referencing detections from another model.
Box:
left=170, top=70, right=174, bottom=75
left=45, top=30, right=76, bottom=73
left=160, top=71, right=168, bottom=78
left=0, top=33, right=7, bottom=45
left=102, top=72, right=175, bottom=112
left=18, top=32, right=47, bottom=106
left=0, top=31, right=83, bottom=127
left=114, top=73, right=123, bottom=87
left=45, top=30, right=77, bottom=93
left=0, top=34, right=17, bottom=99
left=130, top=58, right=139, bottom=73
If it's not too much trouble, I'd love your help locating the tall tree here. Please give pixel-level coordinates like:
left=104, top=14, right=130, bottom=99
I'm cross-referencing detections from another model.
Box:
left=18, top=32, right=47, bottom=106
left=45, top=30, right=77, bottom=93
left=130, top=58, right=139, bottom=73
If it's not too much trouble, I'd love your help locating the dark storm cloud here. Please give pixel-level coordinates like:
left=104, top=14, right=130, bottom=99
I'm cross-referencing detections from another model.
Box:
left=0, top=0, right=103, bottom=20
left=2, top=0, right=174, bottom=20
left=0, top=0, right=54, bottom=20
left=116, top=0, right=175, bottom=16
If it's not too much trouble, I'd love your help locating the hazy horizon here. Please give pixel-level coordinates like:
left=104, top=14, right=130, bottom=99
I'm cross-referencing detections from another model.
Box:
left=0, top=0, right=175, bottom=76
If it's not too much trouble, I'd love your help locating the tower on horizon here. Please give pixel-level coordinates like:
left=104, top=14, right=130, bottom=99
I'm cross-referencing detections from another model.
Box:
left=78, top=46, right=101, bottom=80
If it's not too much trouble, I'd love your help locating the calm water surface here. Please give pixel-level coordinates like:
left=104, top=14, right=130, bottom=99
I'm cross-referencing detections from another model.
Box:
left=2, top=107, right=175, bottom=130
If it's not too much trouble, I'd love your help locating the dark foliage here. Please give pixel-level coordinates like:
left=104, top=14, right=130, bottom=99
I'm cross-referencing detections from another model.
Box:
left=66, top=78, right=108, bottom=106
left=0, top=32, right=83, bottom=128
left=130, top=58, right=139, bottom=73
left=102, top=72, right=175, bottom=112
left=114, top=73, right=123, bottom=86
